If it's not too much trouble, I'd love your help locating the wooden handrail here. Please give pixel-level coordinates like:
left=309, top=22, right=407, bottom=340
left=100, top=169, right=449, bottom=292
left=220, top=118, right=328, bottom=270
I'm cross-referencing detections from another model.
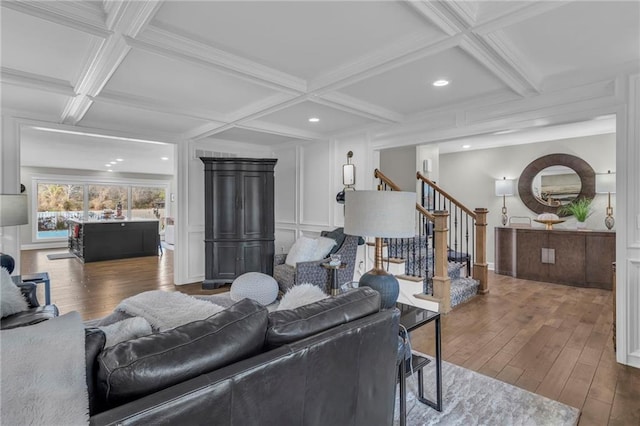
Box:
left=416, top=171, right=477, bottom=219
left=375, top=169, right=435, bottom=221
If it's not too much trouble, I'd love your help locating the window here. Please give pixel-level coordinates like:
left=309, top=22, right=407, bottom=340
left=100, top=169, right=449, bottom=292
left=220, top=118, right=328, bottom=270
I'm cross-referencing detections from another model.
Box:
left=36, top=183, right=83, bottom=239
left=34, top=178, right=167, bottom=241
left=88, top=185, right=128, bottom=220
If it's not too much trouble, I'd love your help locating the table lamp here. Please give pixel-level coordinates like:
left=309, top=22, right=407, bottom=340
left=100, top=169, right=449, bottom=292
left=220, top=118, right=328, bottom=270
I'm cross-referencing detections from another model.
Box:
left=0, top=194, right=29, bottom=273
left=596, top=170, right=616, bottom=230
left=344, top=190, right=415, bottom=309
left=495, top=177, right=515, bottom=226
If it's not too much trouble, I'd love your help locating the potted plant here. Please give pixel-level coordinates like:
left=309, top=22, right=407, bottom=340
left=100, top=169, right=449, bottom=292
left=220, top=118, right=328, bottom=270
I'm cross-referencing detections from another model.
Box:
left=558, top=197, right=592, bottom=228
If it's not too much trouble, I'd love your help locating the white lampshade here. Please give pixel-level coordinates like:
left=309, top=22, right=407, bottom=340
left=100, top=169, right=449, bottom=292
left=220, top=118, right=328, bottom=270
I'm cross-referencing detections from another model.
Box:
left=596, top=171, right=616, bottom=194
left=495, top=178, right=515, bottom=196
left=0, top=194, right=28, bottom=227
left=344, top=191, right=415, bottom=238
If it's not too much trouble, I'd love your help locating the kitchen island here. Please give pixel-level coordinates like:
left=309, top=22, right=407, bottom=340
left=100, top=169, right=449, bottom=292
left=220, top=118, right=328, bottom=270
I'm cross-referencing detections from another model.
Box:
left=68, top=218, right=159, bottom=262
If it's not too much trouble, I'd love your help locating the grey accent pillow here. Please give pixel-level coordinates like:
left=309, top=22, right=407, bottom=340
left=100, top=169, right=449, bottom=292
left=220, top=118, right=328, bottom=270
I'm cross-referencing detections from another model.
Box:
left=320, top=228, right=346, bottom=255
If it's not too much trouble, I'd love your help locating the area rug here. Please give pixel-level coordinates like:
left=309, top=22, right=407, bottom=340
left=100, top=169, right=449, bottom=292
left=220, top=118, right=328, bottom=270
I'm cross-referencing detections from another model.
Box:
left=394, top=352, right=580, bottom=426
left=47, top=252, right=76, bottom=260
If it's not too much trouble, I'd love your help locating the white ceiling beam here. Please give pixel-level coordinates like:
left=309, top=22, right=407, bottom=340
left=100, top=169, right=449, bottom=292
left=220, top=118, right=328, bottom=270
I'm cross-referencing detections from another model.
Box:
left=311, top=93, right=403, bottom=124
left=1, top=67, right=75, bottom=96
left=459, top=35, right=538, bottom=97
left=226, top=93, right=299, bottom=123
left=236, top=122, right=320, bottom=141
left=132, top=24, right=307, bottom=94
left=61, top=1, right=163, bottom=125
left=91, top=90, right=228, bottom=123
left=473, top=1, right=575, bottom=35
left=402, top=0, right=463, bottom=36
left=1, top=0, right=111, bottom=38
left=309, top=35, right=461, bottom=94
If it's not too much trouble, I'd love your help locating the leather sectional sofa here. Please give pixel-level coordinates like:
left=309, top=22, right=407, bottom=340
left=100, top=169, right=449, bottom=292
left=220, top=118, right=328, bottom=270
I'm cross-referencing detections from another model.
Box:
left=88, top=287, right=400, bottom=425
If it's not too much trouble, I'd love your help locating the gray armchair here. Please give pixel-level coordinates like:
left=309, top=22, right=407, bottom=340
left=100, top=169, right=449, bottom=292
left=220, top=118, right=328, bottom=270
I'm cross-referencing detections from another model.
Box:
left=274, top=234, right=359, bottom=294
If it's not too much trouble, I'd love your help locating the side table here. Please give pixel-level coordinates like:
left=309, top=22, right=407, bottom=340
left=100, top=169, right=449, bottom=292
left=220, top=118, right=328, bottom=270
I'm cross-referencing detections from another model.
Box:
left=321, top=262, right=347, bottom=296
left=397, top=303, right=442, bottom=412
left=12, top=272, right=51, bottom=305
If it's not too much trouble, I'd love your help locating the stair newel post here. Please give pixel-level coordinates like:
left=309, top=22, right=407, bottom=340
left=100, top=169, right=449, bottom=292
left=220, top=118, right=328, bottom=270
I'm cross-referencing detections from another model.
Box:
left=432, top=210, right=451, bottom=314
left=473, top=208, right=489, bottom=294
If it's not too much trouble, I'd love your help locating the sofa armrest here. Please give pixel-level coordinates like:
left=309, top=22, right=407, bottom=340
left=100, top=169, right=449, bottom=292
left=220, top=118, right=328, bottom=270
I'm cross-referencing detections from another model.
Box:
left=17, top=282, right=40, bottom=308
left=295, top=258, right=331, bottom=292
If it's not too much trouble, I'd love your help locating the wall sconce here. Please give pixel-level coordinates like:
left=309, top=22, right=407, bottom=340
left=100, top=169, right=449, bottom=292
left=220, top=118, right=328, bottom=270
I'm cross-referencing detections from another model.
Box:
left=495, top=177, right=515, bottom=226
left=337, top=151, right=356, bottom=205
left=343, top=151, right=355, bottom=189
left=596, top=170, right=616, bottom=230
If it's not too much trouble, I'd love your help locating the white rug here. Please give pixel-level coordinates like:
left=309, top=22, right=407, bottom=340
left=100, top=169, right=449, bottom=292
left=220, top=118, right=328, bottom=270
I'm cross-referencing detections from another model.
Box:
left=394, top=353, right=580, bottom=426
left=115, top=290, right=224, bottom=331
left=1, top=312, right=88, bottom=425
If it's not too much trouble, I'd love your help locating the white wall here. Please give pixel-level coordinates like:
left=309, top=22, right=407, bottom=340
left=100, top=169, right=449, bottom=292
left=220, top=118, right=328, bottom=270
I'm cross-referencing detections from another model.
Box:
left=380, top=145, right=416, bottom=191
left=439, top=133, right=616, bottom=266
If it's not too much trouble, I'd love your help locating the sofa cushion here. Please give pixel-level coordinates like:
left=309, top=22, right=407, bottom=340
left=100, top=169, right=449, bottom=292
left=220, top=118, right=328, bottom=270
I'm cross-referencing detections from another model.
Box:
left=96, top=298, right=268, bottom=409
left=265, top=287, right=381, bottom=349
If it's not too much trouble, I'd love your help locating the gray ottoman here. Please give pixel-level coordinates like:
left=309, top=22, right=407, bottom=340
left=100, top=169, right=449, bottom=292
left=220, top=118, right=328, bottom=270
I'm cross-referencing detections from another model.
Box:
left=230, top=272, right=279, bottom=306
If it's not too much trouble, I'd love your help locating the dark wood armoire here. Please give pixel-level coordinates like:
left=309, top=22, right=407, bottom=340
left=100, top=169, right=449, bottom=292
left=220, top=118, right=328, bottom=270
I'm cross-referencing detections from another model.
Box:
left=200, top=157, right=277, bottom=289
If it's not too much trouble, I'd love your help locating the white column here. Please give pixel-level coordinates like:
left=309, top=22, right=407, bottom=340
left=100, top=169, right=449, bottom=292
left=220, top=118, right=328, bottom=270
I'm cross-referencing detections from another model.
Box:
left=0, top=116, right=23, bottom=274
left=616, top=73, right=640, bottom=367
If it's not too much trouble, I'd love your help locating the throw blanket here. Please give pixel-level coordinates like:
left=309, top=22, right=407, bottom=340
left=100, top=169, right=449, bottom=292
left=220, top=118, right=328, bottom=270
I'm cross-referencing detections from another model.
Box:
left=115, top=290, right=224, bottom=332
left=1, top=311, right=88, bottom=425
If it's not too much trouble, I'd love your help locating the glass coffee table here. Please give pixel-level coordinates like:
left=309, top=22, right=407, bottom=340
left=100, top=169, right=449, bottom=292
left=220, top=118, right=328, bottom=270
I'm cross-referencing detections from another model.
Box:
left=397, top=302, right=442, bottom=412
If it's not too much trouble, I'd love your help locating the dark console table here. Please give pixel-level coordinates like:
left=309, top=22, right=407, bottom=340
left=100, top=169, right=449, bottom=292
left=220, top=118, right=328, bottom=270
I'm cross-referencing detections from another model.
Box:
left=495, top=226, right=615, bottom=289
left=68, top=219, right=159, bottom=262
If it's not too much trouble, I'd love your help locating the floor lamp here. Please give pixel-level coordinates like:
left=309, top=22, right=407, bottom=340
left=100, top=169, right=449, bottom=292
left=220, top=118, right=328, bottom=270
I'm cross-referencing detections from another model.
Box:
left=0, top=194, right=29, bottom=273
left=344, top=190, right=415, bottom=309
left=596, top=171, right=616, bottom=230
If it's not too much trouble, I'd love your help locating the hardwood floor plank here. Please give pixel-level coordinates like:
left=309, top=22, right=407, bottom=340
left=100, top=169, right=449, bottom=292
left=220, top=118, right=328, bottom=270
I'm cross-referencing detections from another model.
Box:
left=18, top=253, right=639, bottom=425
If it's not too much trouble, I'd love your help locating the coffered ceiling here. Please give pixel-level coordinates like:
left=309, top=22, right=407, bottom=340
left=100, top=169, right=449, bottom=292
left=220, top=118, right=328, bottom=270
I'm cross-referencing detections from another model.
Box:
left=1, top=0, right=639, bottom=161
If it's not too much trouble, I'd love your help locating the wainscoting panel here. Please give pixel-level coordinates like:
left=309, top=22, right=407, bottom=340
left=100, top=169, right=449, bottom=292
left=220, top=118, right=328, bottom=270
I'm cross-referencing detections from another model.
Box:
left=187, top=229, right=205, bottom=283
left=274, top=147, right=296, bottom=224
left=300, top=142, right=331, bottom=227
left=274, top=227, right=296, bottom=255
left=626, top=259, right=640, bottom=367
left=187, top=156, right=206, bottom=227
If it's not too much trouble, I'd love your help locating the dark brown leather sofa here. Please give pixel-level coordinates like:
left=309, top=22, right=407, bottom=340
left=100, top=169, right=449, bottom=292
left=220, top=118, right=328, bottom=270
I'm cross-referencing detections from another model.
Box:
left=88, top=287, right=400, bottom=426
left=0, top=281, right=58, bottom=330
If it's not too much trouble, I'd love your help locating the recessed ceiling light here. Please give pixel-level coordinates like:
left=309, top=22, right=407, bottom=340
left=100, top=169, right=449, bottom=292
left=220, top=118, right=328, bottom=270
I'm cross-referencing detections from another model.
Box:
left=161, top=157, right=169, bottom=161
left=107, top=169, right=113, bottom=172
left=308, top=117, right=320, bottom=123
left=110, top=161, right=117, bottom=164
left=105, top=164, right=111, bottom=167
left=462, top=144, right=471, bottom=149
left=433, top=79, right=449, bottom=87
left=116, top=158, right=123, bottom=162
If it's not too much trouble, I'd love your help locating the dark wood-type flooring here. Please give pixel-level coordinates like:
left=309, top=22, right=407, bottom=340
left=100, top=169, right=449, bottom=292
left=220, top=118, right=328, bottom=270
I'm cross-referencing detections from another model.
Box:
left=20, top=248, right=640, bottom=425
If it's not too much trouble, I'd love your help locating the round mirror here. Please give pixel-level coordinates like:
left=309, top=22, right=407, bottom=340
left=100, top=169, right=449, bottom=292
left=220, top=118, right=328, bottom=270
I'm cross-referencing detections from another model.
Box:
left=532, top=165, right=582, bottom=207
left=518, top=154, right=595, bottom=216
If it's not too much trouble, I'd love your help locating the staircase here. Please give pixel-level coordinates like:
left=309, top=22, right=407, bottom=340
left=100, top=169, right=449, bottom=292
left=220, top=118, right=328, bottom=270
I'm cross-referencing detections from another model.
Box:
left=373, top=169, right=488, bottom=313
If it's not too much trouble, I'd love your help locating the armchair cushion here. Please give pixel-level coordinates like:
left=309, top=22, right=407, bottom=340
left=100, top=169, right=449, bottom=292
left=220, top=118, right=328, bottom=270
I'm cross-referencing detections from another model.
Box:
left=312, top=236, right=337, bottom=260
left=1, top=267, right=28, bottom=317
